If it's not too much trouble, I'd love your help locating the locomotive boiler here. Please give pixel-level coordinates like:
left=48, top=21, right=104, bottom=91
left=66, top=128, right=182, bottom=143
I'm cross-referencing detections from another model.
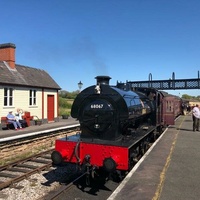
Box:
left=71, top=76, right=155, bottom=141
left=51, top=76, right=182, bottom=180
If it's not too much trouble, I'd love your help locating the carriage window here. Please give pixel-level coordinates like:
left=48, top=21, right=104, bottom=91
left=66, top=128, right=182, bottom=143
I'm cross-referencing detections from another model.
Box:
left=166, top=101, right=173, bottom=112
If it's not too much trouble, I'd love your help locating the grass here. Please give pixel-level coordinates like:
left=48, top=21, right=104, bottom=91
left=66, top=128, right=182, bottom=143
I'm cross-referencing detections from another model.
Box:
left=0, top=144, right=51, bottom=166
left=59, top=98, right=73, bottom=116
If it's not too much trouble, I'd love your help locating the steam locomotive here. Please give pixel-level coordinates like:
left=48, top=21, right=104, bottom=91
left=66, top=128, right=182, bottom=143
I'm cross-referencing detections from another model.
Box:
left=51, top=76, right=182, bottom=180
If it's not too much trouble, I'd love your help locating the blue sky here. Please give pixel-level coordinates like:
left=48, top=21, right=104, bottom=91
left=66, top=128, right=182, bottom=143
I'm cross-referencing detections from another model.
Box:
left=1, top=0, right=200, bottom=96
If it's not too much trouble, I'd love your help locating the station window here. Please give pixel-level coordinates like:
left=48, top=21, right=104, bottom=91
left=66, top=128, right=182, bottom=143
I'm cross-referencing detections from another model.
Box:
left=4, top=88, right=13, bottom=106
left=29, top=90, right=36, bottom=106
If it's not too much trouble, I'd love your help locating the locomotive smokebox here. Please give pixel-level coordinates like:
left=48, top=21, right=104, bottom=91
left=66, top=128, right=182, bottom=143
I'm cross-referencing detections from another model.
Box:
left=95, top=76, right=111, bottom=85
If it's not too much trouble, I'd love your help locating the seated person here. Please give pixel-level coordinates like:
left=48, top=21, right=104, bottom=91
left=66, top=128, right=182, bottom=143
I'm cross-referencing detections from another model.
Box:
left=15, top=108, right=27, bottom=127
left=7, top=111, right=23, bottom=130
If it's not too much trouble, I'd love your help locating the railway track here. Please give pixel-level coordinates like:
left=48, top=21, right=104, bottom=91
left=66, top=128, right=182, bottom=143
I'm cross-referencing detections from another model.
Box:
left=41, top=171, right=120, bottom=200
left=42, top=171, right=88, bottom=200
left=0, top=149, right=53, bottom=190
left=0, top=126, right=80, bottom=167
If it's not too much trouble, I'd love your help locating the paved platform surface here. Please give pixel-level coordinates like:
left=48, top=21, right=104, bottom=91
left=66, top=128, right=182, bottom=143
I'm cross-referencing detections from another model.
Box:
left=0, top=116, right=79, bottom=141
left=108, top=114, right=200, bottom=200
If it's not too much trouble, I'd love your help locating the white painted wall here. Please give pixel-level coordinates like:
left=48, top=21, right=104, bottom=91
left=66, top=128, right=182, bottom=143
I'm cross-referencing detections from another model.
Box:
left=0, top=85, right=58, bottom=121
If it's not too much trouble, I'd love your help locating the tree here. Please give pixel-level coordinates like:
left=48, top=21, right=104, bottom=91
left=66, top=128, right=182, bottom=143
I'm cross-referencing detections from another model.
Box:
left=182, top=94, right=192, bottom=99
left=58, top=90, right=79, bottom=99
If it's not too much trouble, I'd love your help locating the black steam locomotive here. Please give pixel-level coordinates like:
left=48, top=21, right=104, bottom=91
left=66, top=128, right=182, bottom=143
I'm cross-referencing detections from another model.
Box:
left=71, top=76, right=156, bottom=140
left=51, top=76, right=182, bottom=180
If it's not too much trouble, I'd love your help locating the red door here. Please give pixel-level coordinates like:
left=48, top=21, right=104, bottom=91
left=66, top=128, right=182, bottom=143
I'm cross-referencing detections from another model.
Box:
left=47, top=95, right=54, bottom=121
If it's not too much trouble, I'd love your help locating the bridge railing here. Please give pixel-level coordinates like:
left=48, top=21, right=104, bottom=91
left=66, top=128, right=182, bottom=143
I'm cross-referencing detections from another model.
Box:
left=127, top=71, right=200, bottom=90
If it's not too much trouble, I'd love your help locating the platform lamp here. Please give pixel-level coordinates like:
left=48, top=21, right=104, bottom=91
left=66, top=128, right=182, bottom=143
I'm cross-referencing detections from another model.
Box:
left=78, top=81, right=83, bottom=93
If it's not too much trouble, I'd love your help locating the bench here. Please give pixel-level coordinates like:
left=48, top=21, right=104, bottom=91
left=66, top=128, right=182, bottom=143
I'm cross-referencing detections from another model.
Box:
left=1, top=117, right=28, bottom=130
left=1, top=117, right=14, bottom=129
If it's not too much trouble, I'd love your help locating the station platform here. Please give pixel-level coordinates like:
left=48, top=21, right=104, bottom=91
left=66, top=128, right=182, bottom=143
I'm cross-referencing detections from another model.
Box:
left=0, top=116, right=79, bottom=142
left=108, top=114, right=200, bottom=200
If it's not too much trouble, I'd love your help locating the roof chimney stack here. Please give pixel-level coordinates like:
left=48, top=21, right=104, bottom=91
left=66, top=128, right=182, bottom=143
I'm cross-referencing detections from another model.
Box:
left=0, top=43, right=16, bottom=69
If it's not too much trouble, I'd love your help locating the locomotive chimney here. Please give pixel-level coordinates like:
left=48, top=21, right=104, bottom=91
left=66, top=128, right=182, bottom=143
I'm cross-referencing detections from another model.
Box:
left=95, top=76, right=111, bottom=85
left=0, top=43, right=16, bottom=69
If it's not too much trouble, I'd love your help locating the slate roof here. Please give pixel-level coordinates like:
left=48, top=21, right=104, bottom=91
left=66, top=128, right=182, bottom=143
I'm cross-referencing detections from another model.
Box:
left=0, top=61, right=61, bottom=89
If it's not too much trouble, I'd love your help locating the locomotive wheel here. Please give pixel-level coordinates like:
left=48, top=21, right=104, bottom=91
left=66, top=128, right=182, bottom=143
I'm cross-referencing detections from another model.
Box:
left=51, top=151, right=63, bottom=165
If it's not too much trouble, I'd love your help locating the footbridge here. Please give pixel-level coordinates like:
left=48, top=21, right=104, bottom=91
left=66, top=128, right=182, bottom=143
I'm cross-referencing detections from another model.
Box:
left=125, top=71, right=200, bottom=90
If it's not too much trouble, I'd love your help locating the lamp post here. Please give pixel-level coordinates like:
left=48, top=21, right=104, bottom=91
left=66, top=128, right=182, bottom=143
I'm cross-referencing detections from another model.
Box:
left=78, top=81, right=83, bottom=93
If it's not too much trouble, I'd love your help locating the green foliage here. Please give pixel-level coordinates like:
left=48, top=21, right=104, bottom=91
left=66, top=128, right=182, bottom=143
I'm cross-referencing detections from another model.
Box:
left=59, top=107, right=70, bottom=116
left=59, top=97, right=73, bottom=116
left=59, top=90, right=79, bottom=99
left=58, top=91, right=78, bottom=116
left=182, top=94, right=200, bottom=100
left=59, top=97, right=71, bottom=108
left=182, top=94, right=192, bottom=99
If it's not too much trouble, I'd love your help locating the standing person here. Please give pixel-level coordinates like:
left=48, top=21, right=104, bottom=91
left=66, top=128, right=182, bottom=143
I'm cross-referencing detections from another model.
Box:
left=192, top=104, right=200, bottom=132
left=7, top=111, right=23, bottom=130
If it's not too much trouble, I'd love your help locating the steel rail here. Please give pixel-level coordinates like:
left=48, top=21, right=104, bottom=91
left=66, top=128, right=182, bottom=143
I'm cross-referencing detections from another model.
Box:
left=0, top=149, right=53, bottom=190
